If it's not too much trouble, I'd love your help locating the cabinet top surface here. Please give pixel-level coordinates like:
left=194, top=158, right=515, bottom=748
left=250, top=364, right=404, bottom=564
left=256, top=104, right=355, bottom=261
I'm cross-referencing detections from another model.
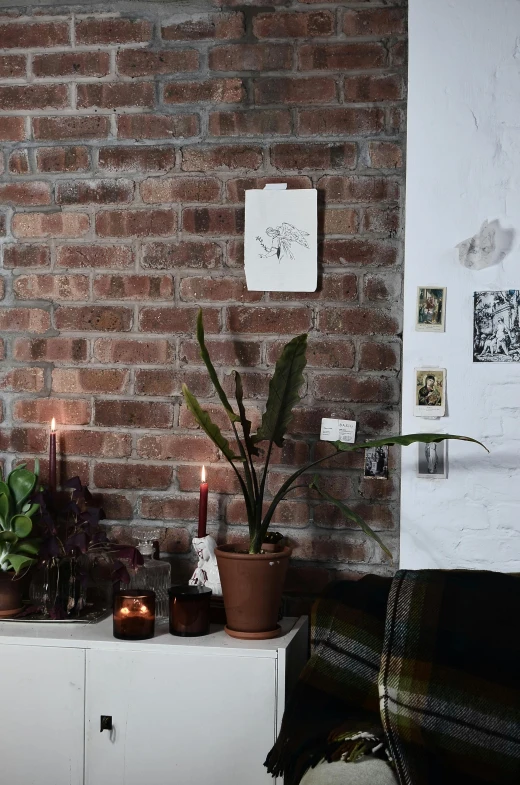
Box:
left=0, top=615, right=306, bottom=657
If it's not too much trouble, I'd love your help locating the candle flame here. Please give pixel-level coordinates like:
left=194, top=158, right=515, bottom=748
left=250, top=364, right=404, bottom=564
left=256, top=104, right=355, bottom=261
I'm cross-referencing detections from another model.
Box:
left=51, top=417, right=56, bottom=433
left=121, top=607, right=130, bottom=615
left=201, top=465, right=206, bottom=483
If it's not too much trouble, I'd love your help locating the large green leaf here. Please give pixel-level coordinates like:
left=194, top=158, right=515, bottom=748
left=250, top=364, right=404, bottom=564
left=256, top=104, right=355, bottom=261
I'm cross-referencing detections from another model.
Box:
left=332, top=433, right=489, bottom=453
left=12, top=515, right=32, bottom=538
left=16, top=540, right=40, bottom=556
left=8, top=467, right=37, bottom=509
left=235, top=371, right=259, bottom=458
left=255, top=334, right=308, bottom=447
left=182, top=385, right=241, bottom=462
left=196, top=310, right=239, bottom=423
left=0, top=531, right=18, bottom=544
left=5, top=554, right=35, bottom=574
left=21, top=503, right=40, bottom=520
left=309, top=477, right=393, bottom=560
left=0, top=493, right=9, bottom=529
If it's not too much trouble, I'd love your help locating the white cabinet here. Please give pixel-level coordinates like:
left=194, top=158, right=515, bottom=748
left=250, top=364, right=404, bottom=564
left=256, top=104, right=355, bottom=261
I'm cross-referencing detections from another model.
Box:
left=0, top=617, right=307, bottom=785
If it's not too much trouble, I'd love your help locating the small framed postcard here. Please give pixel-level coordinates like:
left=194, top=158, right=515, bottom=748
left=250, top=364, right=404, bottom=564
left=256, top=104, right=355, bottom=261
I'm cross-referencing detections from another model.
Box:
left=416, top=287, right=446, bottom=332
left=417, top=440, right=447, bottom=479
left=414, top=368, right=446, bottom=418
left=364, top=445, right=389, bottom=479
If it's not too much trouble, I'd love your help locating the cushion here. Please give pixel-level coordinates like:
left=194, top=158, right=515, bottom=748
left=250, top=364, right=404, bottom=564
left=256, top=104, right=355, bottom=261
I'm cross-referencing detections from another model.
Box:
left=300, top=759, right=399, bottom=785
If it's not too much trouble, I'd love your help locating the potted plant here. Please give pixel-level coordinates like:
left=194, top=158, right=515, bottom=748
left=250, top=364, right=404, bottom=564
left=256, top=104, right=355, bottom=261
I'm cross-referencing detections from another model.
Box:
left=0, top=463, right=41, bottom=617
left=183, top=312, right=486, bottom=639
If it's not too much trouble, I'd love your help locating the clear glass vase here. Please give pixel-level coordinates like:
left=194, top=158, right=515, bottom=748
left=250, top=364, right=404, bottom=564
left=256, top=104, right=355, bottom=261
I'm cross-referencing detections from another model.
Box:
left=126, top=528, right=171, bottom=621
left=30, top=552, right=112, bottom=619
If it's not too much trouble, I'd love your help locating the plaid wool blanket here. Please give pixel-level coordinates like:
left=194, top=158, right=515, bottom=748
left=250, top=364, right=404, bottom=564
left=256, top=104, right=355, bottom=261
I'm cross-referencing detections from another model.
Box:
left=266, top=569, right=520, bottom=785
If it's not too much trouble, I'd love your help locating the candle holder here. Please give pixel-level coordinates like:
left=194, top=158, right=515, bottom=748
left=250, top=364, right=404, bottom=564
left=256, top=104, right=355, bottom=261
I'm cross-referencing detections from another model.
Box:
left=113, top=589, right=155, bottom=640
left=169, top=586, right=212, bottom=637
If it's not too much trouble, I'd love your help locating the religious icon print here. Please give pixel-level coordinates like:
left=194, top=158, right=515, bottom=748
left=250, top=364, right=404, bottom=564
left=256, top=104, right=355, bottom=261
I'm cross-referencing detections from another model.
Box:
left=473, top=290, right=520, bottom=362
left=416, top=287, right=446, bottom=332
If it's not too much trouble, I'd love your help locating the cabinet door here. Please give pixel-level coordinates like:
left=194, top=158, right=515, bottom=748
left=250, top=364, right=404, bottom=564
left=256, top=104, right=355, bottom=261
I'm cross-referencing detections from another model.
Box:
left=86, top=649, right=277, bottom=785
left=0, top=644, right=85, bottom=785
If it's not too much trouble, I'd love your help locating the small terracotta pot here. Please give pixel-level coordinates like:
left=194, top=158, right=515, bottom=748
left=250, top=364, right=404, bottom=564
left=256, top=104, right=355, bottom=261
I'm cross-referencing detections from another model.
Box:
left=0, top=571, right=24, bottom=618
left=215, top=544, right=291, bottom=639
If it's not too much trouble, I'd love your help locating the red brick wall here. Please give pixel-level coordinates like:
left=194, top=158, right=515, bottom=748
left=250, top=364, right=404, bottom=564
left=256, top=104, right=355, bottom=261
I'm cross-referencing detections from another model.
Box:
left=0, top=2, right=406, bottom=596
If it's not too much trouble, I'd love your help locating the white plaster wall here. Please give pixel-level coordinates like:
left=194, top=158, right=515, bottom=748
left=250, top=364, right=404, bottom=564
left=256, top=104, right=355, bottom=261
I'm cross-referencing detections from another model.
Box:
left=401, top=0, right=520, bottom=570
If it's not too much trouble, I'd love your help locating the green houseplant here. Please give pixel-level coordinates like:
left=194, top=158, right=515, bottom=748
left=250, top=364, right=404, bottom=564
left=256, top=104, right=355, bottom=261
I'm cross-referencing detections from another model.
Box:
left=0, top=463, right=41, bottom=616
left=183, top=312, right=486, bottom=638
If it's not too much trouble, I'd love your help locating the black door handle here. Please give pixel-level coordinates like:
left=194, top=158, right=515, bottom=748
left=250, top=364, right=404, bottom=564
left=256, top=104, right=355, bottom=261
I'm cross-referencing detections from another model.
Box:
left=100, top=715, right=113, bottom=733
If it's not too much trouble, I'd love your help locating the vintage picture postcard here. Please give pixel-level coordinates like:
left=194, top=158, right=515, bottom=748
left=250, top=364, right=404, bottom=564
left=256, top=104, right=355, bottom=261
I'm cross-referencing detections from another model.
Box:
left=473, top=290, right=520, bottom=362
left=416, top=287, right=446, bottom=332
left=417, top=439, right=447, bottom=479
left=364, top=445, right=389, bottom=479
left=414, top=368, right=446, bottom=418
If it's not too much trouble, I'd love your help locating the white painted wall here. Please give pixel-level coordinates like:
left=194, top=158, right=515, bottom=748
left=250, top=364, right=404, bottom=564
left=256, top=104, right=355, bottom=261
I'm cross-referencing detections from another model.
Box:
left=401, top=0, right=520, bottom=570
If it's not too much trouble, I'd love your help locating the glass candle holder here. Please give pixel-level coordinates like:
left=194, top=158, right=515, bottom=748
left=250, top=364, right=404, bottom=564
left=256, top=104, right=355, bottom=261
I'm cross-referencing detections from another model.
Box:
left=113, top=589, right=155, bottom=640
left=169, top=586, right=212, bottom=637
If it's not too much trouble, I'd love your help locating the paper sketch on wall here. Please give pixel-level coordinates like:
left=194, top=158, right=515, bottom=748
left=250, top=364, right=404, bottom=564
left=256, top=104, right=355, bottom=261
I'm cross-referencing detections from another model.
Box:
left=473, top=290, right=520, bottom=362
left=244, top=189, right=317, bottom=292
left=414, top=368, right=446, bottom=418
left=417, top=440, right=447, bottom=479
left=457, top=220, right=515, bottom=270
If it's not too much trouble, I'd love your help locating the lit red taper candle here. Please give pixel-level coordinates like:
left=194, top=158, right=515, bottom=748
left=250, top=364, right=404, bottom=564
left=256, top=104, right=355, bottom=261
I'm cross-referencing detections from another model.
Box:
left=49, top=417, right=57, bottom=495
left=198, top=465, right=208, bottom=538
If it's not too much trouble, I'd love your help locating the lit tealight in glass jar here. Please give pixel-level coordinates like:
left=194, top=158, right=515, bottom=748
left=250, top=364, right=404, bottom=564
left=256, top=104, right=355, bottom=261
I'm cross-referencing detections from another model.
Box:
left=113, top=590, right=155, bottom=640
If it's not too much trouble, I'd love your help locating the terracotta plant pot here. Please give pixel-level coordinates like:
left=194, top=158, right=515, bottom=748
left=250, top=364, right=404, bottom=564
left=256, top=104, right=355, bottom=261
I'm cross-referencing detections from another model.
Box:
left=0, top=571, right=24, bottom=618
left=215, top=544, right=291, bottom=640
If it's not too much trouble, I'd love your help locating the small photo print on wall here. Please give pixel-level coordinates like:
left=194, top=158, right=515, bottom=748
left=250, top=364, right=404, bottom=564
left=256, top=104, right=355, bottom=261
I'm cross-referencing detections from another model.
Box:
left=244, top=189, right=317, bottom=292
left=417, top=440, right=447, bottom=479
left=414, top=368, right=446, bottom=418
left=364, top=446, right=389, bottom=479
left=416, top=287, right=446, bottom=332
left=473, top=290, right=520, bottom=362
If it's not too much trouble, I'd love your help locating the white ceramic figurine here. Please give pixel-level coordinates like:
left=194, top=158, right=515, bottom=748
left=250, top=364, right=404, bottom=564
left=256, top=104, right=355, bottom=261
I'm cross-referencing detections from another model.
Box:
left=189, top=535, right=222, bottom=596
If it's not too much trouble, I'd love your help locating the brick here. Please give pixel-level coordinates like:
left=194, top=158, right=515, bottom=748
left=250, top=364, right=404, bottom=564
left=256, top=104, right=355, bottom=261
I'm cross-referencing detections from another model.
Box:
left=96, top=209, right=176, bottom=238
left=318, top=175, right=399, bottom=203
left=52, top=368, right=128, bottom=394
left=93, top=274, right=173, bottom=300
left=363, top=273, right=400, bottom=302
left=227, top=498, right=309, bottom=528
left=37, top=146, right=90, bottom=175
left=360, top=477, right=397, bottom=502
left=222, top=370, right=270, bottom=399
left=94, top=400, right=174, bottom=429
left=161, top=13, right=244, bottom=41
left=0, top=84, right=68, bottom=111
left=141, top=241, right=222, bottom=270
left=14, top=337, right=88, bottom=363
left=0, top=183, right=51, bottom=206
left=226, top=176, right=312, bottom=202
left=358, top=409, right=399, bottom=438
left=12, top=213, right=89, bottom=239
left=94, top=463, right=172, bottom=490
left=298, top=108, right=384, bottom=136
left=314, top=367, right=395, bottom=405
left=0, top=117, right=26, bottom=141
left=135, top=369, right=212, bottom=397
left=268, top=338, right=354, bottom=368
left=0, top=278, right=4, bottom=299
left=344, top=73, right=404, bottom=102
left=299, top=43, right=385, bottom=70
left=164, top=79, right=243, bottom=104
left=363, top=207, right=400, bottom=236
left=0, top=215, right=5, bottom=237
left=0, top=427, right=47, bottom=454
left=0, top=21, right=69, bottom=49
left=141, top=176, right=221, bottom=204
left=0, top=54, right=25, bottom=78
left=57, top=245, right=133, bottom=269
left=209, top=44, right=293, bottom=71
left=209, top=109, right=291, bottom=137
left=389, top=39, right=407, bottom=67
left=255, top=77, right=337, bottom=105
left=75, top=17, right=152, bottom=45
left=179, top=401, right=261, bottom=432
left=55, top=306, right=133, bottom=332
left=359, top=341, right=400, bottom=371
left=182, top=207, right=244, bottom=235
left=8, top=150, right=29, bottom=175
left=322, top=239, right=397, bottom=267
left=179, top=275, right=261, bottom=303
left=117, top=114, right=199, bottom=140
left=33, top=116, right=110, bottom=140
left=368, top=141, right=403, bottom=169
left=60, top=430, right=131, bottom=459
left=178, top=464, right=240, bottom=494
left=117, top=49, right=199, bottom=76
left=253, top=11, right=333, bottom=38
left=289, top=406, right=353, bottom=436
left=139, top=306, right=219, bottom=334
left=228, top=306, right=311, bottom=334
left=387, top=107, right=406, bottom=134
left=77, top=83, right=154, bottom=109
left=314, top=502, right=395, bottom=531
left=139, top=496, right=201, bottom=522
left=0, top=367, right=45, bottom=393
left=322, top=208, right=359, bottom=235
left=343, top=8, right=405, bottom=37
left=179, top=338, right=261, bottom=367
left=137, top=434, right=218, bottom=462
left=16, top=457, right=90, bottom=488
left=13, top=274, right=89, bottom=301
left=271, top=143, right=357, bottom=170
left=3, top=245, right=50, bottom=269
left=182, top=146, right=262, bottom=172
left=98, top=147, right=175, bottom=172
left=56, top=179, right=134, bottom=205
left=33, top=52, right=110, bottom=78
left=13, top=398, right=91, bottom=425
left=94, top=338, right=172, bottom=365
left=99, top=495, right=133, bottom=520
left=0, top=307, right=50, bottom=333
left=320, top=307, right=398, bottom=335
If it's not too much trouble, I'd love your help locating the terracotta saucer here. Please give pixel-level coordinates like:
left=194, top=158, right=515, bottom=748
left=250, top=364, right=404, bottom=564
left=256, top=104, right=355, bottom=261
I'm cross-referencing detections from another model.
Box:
left=224, top=624, right=281, bottom=640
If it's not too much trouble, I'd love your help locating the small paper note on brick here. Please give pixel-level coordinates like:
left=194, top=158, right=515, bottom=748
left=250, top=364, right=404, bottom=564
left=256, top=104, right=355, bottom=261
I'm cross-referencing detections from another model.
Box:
left=320, top=418, right=357, bottom=444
